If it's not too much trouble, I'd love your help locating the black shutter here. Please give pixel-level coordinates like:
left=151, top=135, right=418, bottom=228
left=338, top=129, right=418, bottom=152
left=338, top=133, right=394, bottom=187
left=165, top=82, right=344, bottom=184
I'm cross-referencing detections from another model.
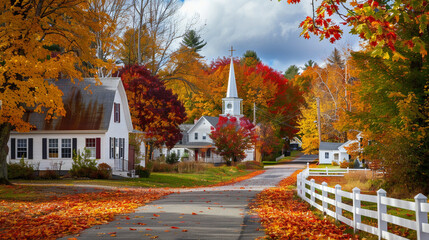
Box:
left=28, top=138, right=33, bottom=159
left=113, top=137, right=116, bottom=159
left=109, top=137, right=112, bottom=159
left=11, top=138, right=16, bottom=159
left=118, top=103, right=120, bottom=123
left=72, top=138, right=77, bottom=157
left=42, top=138, right=47, bottom=159
left=96, top=138, right=101, bottom=159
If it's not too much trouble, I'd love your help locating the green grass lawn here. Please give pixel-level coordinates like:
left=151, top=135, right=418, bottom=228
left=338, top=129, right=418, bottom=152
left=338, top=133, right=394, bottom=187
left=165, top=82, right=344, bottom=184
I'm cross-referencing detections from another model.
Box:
left=11, top=166, right=255, bottom=189
left=262, top=151, right=303, bottom=165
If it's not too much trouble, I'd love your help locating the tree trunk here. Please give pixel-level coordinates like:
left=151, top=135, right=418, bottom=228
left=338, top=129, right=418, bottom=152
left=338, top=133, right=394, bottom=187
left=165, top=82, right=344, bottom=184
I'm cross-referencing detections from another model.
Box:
left=0, top=123, right=12, bottom=185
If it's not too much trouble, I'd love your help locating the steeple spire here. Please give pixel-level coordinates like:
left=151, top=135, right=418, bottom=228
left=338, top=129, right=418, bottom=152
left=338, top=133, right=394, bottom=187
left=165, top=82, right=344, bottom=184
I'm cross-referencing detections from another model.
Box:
left=221, top=46, right=242, bottom=118
left=226, top=57, right=238, bottom=98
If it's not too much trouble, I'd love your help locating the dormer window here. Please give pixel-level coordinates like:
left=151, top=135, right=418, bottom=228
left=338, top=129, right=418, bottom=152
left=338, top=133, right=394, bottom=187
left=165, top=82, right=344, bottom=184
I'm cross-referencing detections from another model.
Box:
left=114, top=103, right=120, bottom=123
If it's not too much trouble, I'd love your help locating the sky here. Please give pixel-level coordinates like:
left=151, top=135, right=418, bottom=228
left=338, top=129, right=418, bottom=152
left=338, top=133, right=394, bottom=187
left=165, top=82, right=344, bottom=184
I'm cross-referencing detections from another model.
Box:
left=178, top=0, right=361, bottom=73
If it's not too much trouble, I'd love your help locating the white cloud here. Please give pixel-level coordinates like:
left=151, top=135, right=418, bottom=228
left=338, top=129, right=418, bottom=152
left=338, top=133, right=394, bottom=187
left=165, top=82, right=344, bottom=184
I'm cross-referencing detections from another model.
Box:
left=179, top=0, right=360, bottom=73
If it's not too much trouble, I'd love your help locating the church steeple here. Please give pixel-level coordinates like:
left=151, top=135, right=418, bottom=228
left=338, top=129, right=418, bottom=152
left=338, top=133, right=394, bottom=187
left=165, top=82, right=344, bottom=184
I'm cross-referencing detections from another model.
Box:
left=221, top=47, right=243, bottom=118
left=226, top=57, right=238, bottom=98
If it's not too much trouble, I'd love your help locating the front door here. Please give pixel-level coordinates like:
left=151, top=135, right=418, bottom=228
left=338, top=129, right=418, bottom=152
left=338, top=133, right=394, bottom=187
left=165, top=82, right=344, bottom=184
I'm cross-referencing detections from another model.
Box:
left=195, top=149, right=199, bottom=162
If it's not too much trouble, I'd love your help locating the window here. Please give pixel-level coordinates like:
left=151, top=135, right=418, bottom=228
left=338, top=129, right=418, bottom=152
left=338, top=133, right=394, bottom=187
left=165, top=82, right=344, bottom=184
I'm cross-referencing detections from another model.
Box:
left=114, top=103, right=120, bottom=123
left=86, top=138, right=96, bottom=158
left=119, top=138, right=124, bottom=159
left=334, top=153, right=339, bottom=161
left=194, top=132, right=198, bottom=140
left=206, top=149, right=211, bottom=158
left=202, top=133, right=206, bottom=140
left=115, top=138, right=119, bottom=158
left=17, top=139, right=27, bottom=158
left=61, top=139, right=72, bottom=158
left=325, top=152, right=329, bottom=159
left=49, top=139, right=59, bottom=158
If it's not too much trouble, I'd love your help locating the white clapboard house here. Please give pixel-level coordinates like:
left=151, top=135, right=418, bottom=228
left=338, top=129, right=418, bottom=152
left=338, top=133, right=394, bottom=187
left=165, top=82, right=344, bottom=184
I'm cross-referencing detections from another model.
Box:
left=7, top=78, right=134, bottom=174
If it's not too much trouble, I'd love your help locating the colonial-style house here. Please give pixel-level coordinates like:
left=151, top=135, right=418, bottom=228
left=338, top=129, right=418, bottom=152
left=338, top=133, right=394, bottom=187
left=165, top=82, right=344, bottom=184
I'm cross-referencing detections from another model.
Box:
left=7, top=78, right=134, bottom=175
left=318, top=133, right=364, bottom=164
left=159, top=57, right=255, bottom=163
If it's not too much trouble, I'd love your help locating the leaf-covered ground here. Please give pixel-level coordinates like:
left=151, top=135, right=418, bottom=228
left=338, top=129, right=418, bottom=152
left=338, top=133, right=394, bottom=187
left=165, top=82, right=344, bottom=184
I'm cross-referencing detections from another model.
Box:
left=0, top=186, right=170, bottom=240
left=0, top=170, right=265, bottom=239
left=252, top=170, right=357, bottom=240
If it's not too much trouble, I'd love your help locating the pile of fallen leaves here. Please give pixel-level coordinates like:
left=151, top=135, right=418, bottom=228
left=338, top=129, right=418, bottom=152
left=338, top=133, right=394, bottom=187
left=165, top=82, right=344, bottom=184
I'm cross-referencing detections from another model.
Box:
left=0, top=187, right=169, bottom=240
left=252, top=170, right=355, bottom=239
left=209, top=170, right=265, bottom=187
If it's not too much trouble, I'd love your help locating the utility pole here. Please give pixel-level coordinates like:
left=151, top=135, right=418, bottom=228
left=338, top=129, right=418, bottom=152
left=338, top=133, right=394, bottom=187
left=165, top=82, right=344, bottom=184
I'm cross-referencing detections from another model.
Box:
left=316, top=97, right=322, bottom=144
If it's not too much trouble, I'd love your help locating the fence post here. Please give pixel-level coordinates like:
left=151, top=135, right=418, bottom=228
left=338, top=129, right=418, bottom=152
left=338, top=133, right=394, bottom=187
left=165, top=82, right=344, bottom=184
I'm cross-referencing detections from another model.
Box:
left=322, top=182, right=328, bottom=214
left=353, top=187, right=361, bottom=233
left=335, top=184, right=342, bottom=222
left=414, top=193, right=429, bottom=240
left=310, top=179, right=315, bottom=204
left=347, top=167, right=349, bottom=173
left=377, top=189, right=387, bottom=240
left=297, top=173, right=301, bottom=197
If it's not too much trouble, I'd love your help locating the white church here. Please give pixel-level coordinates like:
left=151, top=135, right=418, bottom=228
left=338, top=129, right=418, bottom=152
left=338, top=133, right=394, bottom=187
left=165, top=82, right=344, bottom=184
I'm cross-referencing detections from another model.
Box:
left=157, top=56, right=255, bottom=164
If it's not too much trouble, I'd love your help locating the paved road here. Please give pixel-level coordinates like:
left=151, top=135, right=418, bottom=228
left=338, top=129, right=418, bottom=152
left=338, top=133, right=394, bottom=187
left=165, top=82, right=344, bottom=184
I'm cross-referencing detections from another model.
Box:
left=61, top=155, right=317, bottom=240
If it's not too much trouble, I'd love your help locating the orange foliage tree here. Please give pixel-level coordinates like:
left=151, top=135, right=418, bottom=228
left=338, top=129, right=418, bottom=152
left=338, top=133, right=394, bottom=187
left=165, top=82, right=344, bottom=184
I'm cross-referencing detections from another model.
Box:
left=0, top=0, right=113, bottom=184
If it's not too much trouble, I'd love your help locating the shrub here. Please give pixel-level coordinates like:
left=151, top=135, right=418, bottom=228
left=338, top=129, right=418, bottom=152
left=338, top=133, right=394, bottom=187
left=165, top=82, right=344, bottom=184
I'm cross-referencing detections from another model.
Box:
left=7, top=159, right=34, bottom=179
left=339, top=159, right=349, bottom=168
left=177, top=162, right=211, bottom=173
left=135, top=165, right=151, bottom=178
left=331, top=161, right=339, bottom=166
left=40, top=170, right=59, bottom=180
left=152, top=162, right=177, bottom=172
left=166, top=152, right=179, bottom=164
left=237, top=161, right=263, bottom=170
left=90, top=163, right=112, bottom=179
left=69, top=149, right=98, bottom=178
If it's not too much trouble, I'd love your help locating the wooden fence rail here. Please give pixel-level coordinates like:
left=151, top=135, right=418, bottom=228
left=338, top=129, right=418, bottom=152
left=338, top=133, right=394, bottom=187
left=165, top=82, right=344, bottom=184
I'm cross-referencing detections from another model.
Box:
left=297, top=167, right=429, bottom=240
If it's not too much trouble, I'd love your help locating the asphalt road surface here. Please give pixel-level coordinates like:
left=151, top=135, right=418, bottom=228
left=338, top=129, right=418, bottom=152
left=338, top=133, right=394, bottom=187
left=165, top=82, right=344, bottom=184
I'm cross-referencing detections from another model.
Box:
left=61, top=155, right=317, bottom=240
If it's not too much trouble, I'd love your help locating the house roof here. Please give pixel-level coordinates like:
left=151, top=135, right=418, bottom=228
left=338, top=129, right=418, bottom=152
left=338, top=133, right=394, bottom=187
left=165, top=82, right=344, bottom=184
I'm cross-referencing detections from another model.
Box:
left=203, top=116, right=219, bottom=127
left=24, top=78, right=124, bottom=131
left=319, top=142, right=345, bottom=151
left=186, top=116, right=219, bottom=134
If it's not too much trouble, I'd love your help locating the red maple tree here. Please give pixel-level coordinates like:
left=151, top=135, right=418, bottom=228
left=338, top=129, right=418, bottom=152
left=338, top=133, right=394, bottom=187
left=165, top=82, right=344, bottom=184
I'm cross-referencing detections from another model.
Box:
left=119, top=65, right=187, bottom=158
left=209, top=115, right=257, bottom=165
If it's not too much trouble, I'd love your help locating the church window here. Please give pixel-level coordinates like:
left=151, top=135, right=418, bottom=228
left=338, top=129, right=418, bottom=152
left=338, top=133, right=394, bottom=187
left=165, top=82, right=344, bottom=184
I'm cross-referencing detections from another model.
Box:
left=325, top=152, right=329, bottom=159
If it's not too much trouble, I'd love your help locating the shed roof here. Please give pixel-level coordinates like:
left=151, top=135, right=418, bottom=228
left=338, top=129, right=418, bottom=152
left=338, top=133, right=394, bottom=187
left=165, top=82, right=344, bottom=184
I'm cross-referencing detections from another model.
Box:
left=319, top=142, right=344, bottom=151
left=24, top=78, right=121, bottom=131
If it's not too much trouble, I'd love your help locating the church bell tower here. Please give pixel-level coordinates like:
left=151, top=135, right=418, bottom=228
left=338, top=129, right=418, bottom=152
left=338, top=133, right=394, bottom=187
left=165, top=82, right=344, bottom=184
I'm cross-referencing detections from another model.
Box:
left=221, top=47, right=243, bottom=118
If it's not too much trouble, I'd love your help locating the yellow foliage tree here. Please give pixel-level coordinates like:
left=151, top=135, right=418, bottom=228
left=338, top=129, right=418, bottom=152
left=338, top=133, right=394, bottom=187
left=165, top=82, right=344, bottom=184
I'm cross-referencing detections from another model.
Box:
left=297, top=96, right=319, bottom=154
left=0, top=0, right=113, bottom=184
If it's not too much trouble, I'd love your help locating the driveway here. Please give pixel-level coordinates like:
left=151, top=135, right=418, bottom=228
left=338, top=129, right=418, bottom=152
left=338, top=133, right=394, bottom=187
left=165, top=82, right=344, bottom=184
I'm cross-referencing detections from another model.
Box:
left=61, top=155, right=317, bottom=240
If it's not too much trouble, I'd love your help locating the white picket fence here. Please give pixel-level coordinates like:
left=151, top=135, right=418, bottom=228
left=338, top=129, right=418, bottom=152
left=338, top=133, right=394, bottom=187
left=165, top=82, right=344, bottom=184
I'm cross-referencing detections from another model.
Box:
left=297, top=167, right=429, bottom=240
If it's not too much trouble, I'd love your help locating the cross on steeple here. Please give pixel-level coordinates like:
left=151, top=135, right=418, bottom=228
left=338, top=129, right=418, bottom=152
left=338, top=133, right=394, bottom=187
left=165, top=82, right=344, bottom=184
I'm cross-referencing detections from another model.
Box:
left=229, top=46, right=235, bottom=57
